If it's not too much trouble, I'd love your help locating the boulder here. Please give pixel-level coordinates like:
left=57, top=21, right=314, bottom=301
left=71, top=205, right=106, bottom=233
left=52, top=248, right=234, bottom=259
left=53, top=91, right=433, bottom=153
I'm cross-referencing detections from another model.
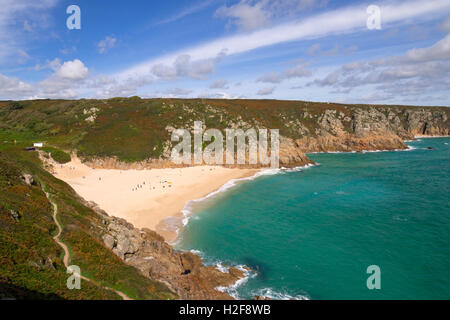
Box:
left=9, top=210, right=20, bottom=222
left=102, top=234, right=116, bottom=250
left=21, top=174, right=38, bottom=186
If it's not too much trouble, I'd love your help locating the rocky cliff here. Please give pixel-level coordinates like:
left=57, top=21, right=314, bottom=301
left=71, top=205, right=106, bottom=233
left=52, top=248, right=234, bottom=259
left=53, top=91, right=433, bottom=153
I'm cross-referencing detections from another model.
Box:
left=76, top=104, right=449, bottom=169
left=85, top=202, right=245, bottom=300
left=1, top=99, right=448, bottom=168
left=294, top=106, right=449, bottom=154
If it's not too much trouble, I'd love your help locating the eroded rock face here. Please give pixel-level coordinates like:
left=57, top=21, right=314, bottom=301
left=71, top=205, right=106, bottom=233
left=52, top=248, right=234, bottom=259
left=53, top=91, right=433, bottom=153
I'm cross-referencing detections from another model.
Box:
left=404, top=109, right=449, bottom=136
left=95, top=212, right=244, bottom=300
left=279, top=136, right=315, bottom=167
left=80, top=106, right=449, bottom=168
left=295, top=106, right=449, bottom=153
left=21, top=174, right=38, bottom=187
left=296, top=133, right=407, bottom=153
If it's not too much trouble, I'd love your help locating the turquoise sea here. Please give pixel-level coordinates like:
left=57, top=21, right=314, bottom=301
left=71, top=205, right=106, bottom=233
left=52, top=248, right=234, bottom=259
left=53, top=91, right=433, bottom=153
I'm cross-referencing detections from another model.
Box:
left=176, top=137, right=450, bottom=300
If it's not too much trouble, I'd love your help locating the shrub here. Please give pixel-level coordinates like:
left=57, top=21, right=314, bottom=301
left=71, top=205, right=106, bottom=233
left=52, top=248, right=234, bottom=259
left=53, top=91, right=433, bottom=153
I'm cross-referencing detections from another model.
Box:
left=8, top=102, right=24, bottom=110
left=42, top=147, right=71, bottom=164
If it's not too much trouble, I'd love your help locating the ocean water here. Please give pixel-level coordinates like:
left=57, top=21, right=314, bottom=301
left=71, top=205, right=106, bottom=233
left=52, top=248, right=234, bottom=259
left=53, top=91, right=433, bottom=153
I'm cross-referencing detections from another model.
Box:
left=176, top=138, right=450, bottom=300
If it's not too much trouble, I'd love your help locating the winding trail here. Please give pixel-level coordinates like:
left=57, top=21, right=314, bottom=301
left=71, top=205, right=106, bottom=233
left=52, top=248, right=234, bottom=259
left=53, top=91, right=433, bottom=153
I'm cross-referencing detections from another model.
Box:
left=45, top=190, right=132, bottom=300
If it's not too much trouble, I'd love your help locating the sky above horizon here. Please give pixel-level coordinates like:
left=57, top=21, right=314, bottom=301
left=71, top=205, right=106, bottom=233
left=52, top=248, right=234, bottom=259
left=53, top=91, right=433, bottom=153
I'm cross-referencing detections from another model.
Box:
left=1, top=0, right=450, bottom=106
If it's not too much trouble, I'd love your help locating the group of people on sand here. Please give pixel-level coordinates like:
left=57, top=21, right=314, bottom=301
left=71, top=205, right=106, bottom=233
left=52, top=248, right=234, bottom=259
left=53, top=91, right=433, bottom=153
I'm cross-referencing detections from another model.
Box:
left=131, top=180, right=172, bottom=192
left=132, top=181, right=146, bottom=191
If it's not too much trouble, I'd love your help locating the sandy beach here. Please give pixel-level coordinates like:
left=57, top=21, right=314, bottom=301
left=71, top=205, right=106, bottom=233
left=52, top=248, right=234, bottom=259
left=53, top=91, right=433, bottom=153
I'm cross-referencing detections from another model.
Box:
left=51, top=156, right=258, bottom=242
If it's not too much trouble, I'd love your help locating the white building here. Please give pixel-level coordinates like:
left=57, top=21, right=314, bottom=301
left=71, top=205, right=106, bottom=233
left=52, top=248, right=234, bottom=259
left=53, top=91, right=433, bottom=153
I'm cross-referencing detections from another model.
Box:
left=33, top=143, right=43, bottom=148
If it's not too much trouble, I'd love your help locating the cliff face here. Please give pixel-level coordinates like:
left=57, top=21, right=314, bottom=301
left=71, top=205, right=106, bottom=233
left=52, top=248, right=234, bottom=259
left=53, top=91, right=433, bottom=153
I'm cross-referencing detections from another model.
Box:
left=86, top=202, right=245, bottom=300
left=1, top=99, right=448, bottom=168
left=79, top=105, right=449, bottom=169
left=294, top=106, right=449, bottom=154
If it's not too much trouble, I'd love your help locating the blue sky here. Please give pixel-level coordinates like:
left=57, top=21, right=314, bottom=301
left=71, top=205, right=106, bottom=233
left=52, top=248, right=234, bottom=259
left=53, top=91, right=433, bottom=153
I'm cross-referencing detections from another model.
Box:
left=1, top=0, right=450, bottom=106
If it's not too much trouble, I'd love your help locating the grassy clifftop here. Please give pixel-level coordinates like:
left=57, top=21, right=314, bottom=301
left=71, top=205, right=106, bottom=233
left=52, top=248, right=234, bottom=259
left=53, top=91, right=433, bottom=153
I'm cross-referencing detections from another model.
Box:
left=0, top=98, right=449, bottom=163
left=0, top=143, right=176, bottom=300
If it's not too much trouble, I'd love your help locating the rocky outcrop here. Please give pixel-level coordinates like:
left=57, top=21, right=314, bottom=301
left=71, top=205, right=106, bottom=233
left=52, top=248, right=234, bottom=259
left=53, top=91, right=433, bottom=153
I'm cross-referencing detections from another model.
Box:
left=403, top=108, right=449, bottom=136
left=21, top=173, right=39, bottom=186
left=9, top=209, right=20, bottom=222
left=86, top=203, right=245, bottom=300
left=84, top=157, right=176, bottom=170
left=84, top=136, right=315, bottom=169
left=83, top=106, right=448, bottom=167
left=296, top=133, right=406, bottom=153
left=295, top=106, right=449, bottom=153
left=279, top=136, right=315, bottom=166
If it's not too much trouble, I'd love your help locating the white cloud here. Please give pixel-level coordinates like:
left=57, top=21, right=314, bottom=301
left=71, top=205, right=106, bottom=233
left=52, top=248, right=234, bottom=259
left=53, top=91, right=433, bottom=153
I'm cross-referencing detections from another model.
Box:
left=0, top=58, right=90, bottom=100
left=258, top=63, right=310, bottom=83
left=306, top=43, right=357, bottom=56
left=285, top=64, right=311, bottom=78
left=151, top=54, right=217, bottom=81
left=257, top=86, right=276, bottom=95
left=92, top=75, right=154, bottom=99
left=33, top=58, right=61, bottom=71
left=215, top=0, right=325, bottom=31
left=439, top=17, right=450, bottom=32
left=406, top=34, right=450, bottom=62
left=307, top=34, right=450, bottom=103
left=55, top=59, right=89, bottom=80
left=164, top=88, right=193, bottom=96
left=215, top=1, right=269, bottom=31
left=33, top=59, right=90, bottom=99
left=114, top=0, right=450, bottom=85
left=257, top=72, right=283, bottom=83
left=0, top=73, right=34, bottom=99
left=0, top=0, right=58, bottom=65
left=97, top=36, right=117, bottom=54
left=209, top=79, right=229, bottom=89
left=197, top=91, right=245, bottom=99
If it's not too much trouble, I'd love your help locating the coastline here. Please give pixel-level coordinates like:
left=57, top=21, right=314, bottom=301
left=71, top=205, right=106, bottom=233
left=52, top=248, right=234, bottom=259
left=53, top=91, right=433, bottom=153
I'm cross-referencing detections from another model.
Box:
left=44, top=135, right=449, bottom=242
left=48, top=155, right=258, bottom=242
left=168, top=166, right=303, bottom=245
left=41, top=136, right=449, bottom=299
left=414, top=135, right=450, bottom=138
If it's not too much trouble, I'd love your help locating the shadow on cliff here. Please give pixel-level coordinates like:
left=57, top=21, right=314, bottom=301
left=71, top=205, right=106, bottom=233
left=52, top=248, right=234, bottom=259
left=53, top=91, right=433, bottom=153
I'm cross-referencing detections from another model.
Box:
left=0, top=282, right=64, bottom=300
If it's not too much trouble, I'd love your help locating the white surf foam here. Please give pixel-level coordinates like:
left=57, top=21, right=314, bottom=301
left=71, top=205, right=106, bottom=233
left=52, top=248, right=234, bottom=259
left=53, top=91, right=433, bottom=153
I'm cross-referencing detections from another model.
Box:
left=309, top=145, right=419, bottom=154
left=215, top=262, right=230, bottom=274
left=252, top=288, right=310, bottom=300
left=215, top=265, right=256, bottom=300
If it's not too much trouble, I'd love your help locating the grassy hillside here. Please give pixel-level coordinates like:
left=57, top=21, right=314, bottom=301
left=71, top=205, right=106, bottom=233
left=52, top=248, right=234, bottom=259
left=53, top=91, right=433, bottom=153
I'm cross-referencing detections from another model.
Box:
left=0, top=142, right=176, bottom=300
left=1, top=98, right=448, bottom=163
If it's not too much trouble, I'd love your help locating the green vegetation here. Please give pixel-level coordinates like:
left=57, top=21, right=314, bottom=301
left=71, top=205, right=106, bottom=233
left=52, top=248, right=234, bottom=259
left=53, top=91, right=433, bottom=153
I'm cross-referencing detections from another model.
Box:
left=41, top=147, right=71, bottom=164
left=2, top=98, right=447, bottom=164
left=0, top=144, right=176, bottom=300
left=0, top=97, right=448, bottom=299
left=8, top=102, right=25, bottom=110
